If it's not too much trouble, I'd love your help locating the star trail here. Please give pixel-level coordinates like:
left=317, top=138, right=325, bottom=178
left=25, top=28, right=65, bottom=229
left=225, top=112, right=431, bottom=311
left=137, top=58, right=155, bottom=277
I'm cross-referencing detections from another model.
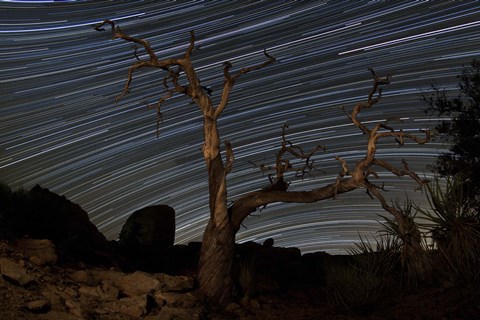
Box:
left=1, top=1, right=479, bottom=254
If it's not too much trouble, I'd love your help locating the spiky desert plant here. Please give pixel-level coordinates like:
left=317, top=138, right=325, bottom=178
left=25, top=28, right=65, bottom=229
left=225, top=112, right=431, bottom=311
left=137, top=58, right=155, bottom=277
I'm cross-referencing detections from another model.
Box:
left=349, top=233, right=400, bottom=279
left=418, top=176, right=480, bottom=285
left=378, top=199, right=431, bottom=287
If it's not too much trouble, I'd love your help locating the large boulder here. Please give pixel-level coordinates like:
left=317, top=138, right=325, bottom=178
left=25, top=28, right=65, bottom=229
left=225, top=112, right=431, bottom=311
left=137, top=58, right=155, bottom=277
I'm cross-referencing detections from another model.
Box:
left=119, top=205, right=175, bottom=253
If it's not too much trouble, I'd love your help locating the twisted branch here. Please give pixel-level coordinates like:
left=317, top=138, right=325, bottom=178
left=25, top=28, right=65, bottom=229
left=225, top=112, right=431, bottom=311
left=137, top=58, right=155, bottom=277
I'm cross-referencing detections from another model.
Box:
left=252, top=124, right=326, bottom=191
left=215, top=50, right=276, bottom=118
left=95, top=19, right=158, bottom=61
left=233, top=69, right=430, bottom=232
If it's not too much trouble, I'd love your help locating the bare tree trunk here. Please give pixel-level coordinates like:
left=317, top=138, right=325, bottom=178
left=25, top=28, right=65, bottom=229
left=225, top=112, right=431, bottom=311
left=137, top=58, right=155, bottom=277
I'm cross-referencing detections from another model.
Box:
left=197, top=219, right=236, bottom=305
left=95, top=22, right=431, bottom=307
left=197, top=111, right=236, bottom=306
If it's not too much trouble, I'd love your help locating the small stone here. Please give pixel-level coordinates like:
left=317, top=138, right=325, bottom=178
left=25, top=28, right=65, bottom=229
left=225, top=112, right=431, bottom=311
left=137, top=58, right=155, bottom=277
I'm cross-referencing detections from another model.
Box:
left=26, top=299, right=51, bottom=313
left=65, top=298, right=83, bottom=318
left=225, top=302, right=241, bottom=313
left=70, top=270, right=95, bottom=286
left=114, top=271, right=160, bottom=296
left=240, top=296, right=250, bottom=306
left=0, top=258, right=35, bottom=286
left=250, top=299, right=261, bottom=310
left=14, top=239, right=57, bottom=266
left=156, top=273, right=194, bottom=292
left=98, top=280, right=119, bottom=301
left=37, top=310, right=83, bottom=320
left=63, top=286, right=78, bottom=298
left=40, top=285, right=63, bottom=308
left=155, top=291, right=199, bottom=308
left=118, top=295, right=150, bottom=318
left=157, top=305, right=204, bottom=320
left=78, top=285, right=100, bottom=297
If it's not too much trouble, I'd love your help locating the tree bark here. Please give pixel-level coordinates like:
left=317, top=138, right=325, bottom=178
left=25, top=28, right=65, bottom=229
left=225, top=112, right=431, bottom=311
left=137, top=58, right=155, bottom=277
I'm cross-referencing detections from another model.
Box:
left=230, top=177, right=361, bottom=231
left=197, top=219, right=236, bottom=306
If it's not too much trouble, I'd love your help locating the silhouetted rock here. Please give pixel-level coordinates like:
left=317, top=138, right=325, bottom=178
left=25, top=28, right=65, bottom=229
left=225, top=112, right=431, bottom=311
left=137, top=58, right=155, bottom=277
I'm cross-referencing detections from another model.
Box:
left=0, top=184, right=110, bottom=265
left=301, top=251, right=332, bottom=285
left=117, top=205, right=177, bottom=272
left=262, top=238, right=274, bottom=248
left=119, top=205, right=175, bottom=253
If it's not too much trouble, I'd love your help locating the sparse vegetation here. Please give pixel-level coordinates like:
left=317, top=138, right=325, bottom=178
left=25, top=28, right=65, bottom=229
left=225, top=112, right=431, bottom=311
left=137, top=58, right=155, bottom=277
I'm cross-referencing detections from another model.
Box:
left=423, top=59, right=480, bottom=207
left=238, top=255, right=256, bottom=298
left=323, top=259, right=384, bottom=314
left=349, top=233, right=399, bottom=280
left=418, top=175, right=480, bottom=286
left=378, top=200, right=431, bottom=288
left=335, top=173, right=480, bottom=314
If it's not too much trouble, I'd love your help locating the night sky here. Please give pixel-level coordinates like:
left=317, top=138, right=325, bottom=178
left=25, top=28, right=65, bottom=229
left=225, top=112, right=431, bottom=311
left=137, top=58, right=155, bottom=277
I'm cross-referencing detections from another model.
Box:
left=1, top=1, right=479, bottom=254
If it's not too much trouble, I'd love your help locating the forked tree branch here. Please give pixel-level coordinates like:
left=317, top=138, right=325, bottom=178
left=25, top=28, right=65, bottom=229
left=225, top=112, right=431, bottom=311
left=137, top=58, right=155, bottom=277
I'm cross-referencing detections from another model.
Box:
left=215, top=50, right=276, bottom=118
left=230, top=69, right=430, bottom=231
left=96, top=19, right=275, bottom=134
left=95, top=19, right=158, bottom=61
left=251, top=124, right=326, bottom=191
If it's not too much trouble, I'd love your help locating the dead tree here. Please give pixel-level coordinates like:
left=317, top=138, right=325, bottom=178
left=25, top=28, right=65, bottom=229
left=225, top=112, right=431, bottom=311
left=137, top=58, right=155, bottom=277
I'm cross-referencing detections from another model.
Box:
left=95, top=20, right=430, bottom=306
left=250, top=123, right=326, bottom=193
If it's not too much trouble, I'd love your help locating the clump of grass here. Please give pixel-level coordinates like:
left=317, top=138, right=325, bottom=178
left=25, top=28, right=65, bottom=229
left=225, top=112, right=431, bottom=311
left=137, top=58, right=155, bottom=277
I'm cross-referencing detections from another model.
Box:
left=323, top=258, right=383, bottom=314
left=238, top=255, right=256, bottom=298
left=418, top=176, right=480, bottom=286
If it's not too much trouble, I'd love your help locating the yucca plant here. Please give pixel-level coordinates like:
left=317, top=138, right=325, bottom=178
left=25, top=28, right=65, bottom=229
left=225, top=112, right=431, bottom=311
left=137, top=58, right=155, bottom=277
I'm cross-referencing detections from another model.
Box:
left=323, top=233, right=401, bottom=314
left=417, top=176, right=480, bottom=285
left=348, top=233, right=400, bottom=279
left=377, top=199, right=431, bottom=288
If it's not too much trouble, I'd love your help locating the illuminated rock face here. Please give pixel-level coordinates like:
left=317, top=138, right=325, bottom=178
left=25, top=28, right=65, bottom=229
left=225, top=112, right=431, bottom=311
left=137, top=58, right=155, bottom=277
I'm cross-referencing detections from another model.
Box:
left=120, top=205, right=176, bottom=253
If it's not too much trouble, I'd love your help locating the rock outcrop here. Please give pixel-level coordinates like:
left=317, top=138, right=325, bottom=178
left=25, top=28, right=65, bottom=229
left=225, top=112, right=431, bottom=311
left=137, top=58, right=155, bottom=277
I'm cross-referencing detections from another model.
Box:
left=0, top=240, right=204, bottom=320
left=0, top=185, right=110, bottom=265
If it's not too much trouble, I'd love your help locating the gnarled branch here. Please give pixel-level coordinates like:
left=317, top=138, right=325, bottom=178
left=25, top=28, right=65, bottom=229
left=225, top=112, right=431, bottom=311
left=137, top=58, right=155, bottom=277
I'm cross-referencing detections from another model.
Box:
left=215, top=50, right=276, bottom=118
left=230, top=69, right=430, bottom=233
left=95, top=19, right=158, bottom=61
left=251, top=124, right=326, bottom=191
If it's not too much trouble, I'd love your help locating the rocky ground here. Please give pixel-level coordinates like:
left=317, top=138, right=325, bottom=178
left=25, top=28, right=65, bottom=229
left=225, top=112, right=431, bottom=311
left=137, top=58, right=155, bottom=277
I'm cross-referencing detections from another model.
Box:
left=0, top=239, right=203, bottom=320
left=1, top=239, right=479, bottom=320
left=1, top=185, right=479, bottom=319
